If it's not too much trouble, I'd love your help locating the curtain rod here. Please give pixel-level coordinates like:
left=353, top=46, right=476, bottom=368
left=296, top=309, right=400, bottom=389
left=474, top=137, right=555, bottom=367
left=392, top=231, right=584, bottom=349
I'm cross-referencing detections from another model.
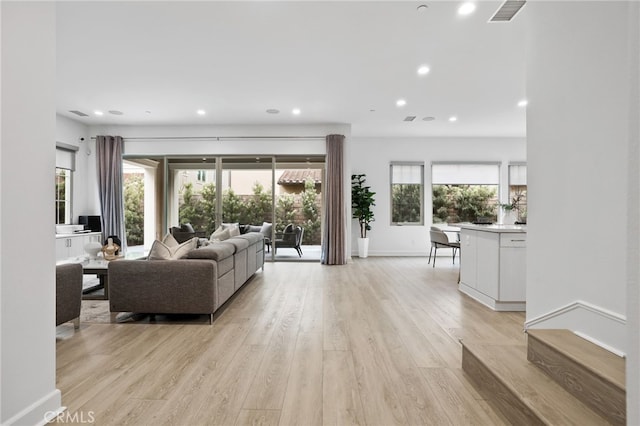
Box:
left=91, top=135, right=326, bottom=141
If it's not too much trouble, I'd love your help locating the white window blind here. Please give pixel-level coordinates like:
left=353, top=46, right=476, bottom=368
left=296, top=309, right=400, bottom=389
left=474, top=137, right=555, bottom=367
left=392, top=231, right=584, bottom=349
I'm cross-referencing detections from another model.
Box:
left=509, top=164, right=527, bottom=185
left=55, top=143, right=79, bottom=171
left=391, top=163, right=423, bottom=184
left=432, top=163, right=500, bottom=185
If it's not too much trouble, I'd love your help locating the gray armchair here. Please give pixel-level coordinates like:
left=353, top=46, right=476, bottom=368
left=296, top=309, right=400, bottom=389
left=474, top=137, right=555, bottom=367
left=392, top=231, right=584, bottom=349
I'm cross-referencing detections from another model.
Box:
left=56, top=263, right=83, bottom=328
left=274, top=224, right=304, bottom=257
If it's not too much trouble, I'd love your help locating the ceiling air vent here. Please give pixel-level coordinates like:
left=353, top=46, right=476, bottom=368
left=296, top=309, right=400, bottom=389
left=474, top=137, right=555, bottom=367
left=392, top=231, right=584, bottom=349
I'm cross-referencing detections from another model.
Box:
left=69, top=110, right=89, bottom=117
left=489, top=0, right=526, bottom=22
left=403, top=116, right=416, bottom=122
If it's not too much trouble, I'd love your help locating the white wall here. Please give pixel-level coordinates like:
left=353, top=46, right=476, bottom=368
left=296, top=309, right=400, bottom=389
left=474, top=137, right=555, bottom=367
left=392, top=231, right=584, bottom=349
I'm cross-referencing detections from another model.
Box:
left=87, top=123, right=349, bottom=157
left=349, top=137, right=526, bottom=256
left=1, top=2, right=62, bottom=424
left=84, top=123, right=352, bottom=249
left=525, top=1, right=634, bottom=356
left=56, top=114, right=98, bottom=222
left=627, top=1, right=640, bottom=423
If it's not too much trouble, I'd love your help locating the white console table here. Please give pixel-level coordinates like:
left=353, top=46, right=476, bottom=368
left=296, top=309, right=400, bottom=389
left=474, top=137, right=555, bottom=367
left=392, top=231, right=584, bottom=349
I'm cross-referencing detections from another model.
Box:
left=458, top=224, right=526, bottom=311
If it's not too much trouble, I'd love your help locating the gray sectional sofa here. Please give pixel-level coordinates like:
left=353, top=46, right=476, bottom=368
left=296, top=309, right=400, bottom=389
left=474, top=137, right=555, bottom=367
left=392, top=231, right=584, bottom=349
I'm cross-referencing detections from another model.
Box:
left=108, top=232, right=264, bottom=323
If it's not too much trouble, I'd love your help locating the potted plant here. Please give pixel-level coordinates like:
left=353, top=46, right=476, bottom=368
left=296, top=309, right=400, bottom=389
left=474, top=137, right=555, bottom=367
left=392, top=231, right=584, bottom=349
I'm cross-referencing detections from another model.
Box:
left=498, top=191, right=524, bottom=224
left=351, top=174, right=376, bottom=258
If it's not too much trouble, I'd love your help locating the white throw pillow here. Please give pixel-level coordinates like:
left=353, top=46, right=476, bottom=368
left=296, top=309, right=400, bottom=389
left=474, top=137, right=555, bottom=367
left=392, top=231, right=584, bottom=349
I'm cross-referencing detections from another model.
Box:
left=210, top=227, right=231, bottom=242
left=148, top=237, right=197, bottom=260
left=228, top=225, right=240, bottom=237
left=162, top=232, right=179, bottom=248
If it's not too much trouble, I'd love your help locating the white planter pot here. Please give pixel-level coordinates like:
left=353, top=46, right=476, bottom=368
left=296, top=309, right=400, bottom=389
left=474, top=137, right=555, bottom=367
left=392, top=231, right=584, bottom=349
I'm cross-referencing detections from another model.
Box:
left=504, top=210, right=517, bottom=225
left=357, top=238, right=369, bottom=258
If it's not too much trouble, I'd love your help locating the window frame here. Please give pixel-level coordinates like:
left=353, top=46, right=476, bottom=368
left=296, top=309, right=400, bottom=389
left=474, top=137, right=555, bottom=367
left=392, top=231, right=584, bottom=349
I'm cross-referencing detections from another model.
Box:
left=55, top=143, right=78, bottom=225
left=55, top=167, right=72, bottom=224
left=390, top=161, right=425, bottom=226
left=431, top=161, right=501, bottom=224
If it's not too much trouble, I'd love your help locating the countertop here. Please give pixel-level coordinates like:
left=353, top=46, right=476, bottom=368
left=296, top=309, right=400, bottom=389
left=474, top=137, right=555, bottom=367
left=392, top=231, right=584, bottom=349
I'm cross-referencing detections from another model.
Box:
left=458, top=224, right=526, bottom=233
left=56, top=231, right=102, bottom=238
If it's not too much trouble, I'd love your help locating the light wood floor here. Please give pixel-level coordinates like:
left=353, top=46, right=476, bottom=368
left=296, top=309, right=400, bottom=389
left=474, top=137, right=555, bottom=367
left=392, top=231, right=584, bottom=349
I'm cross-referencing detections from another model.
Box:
left=56, top=257, right=526, bottom=425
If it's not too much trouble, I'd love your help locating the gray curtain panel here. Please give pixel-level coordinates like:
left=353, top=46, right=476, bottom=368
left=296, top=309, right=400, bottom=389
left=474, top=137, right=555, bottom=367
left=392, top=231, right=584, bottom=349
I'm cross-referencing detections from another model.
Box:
left=96, top=135, right=127, bottom=253
left=321, top=134, right=347, bottom=265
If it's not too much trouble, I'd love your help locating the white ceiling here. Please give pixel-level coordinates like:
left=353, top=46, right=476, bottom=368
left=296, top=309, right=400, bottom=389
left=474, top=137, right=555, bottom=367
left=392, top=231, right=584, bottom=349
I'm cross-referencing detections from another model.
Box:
left=56, top=1, right=527, bottom=138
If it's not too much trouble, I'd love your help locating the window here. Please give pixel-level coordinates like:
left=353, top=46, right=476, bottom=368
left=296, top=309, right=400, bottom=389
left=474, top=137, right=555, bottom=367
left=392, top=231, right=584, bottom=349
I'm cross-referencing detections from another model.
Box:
left=391, top=162, right=424, bottom=225
left=508, top=163, right=527, bottom=222
left=432, top=163, right=500, bottom=223
left=55, top=168, right=71, bottom=224
left=55, top=143, right=77, bottom=225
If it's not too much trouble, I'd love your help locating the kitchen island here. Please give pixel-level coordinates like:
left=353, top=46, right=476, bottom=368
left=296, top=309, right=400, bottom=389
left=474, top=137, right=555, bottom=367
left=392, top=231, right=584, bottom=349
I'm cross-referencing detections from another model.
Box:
left=458, top=224, right=526, bottom=311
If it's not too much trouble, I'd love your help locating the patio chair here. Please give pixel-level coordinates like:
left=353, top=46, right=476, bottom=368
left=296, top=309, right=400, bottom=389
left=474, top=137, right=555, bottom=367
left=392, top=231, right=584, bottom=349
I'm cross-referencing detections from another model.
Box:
left=274, top=224, right=304, bottom=257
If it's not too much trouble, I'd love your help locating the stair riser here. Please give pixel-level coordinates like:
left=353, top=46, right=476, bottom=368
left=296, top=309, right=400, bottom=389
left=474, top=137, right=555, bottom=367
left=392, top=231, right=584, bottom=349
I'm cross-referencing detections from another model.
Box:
left=462, top=345, right=545, bottom=425
left=527, top=335, right=625, bottom=426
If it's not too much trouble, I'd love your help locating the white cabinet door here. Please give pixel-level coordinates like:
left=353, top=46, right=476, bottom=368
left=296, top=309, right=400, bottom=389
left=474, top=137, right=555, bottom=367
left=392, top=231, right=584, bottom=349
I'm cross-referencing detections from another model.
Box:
left=56, top=238, right=70, bottom=261
left=56, top=233, right=102, bottom=260
left=68, top=236, right=85, bottom=258
left=460, top=230, right=477, bottom=288
left=84, top=233, right=102, bottom=244
left=476, top=231, right=500, bottom=298
left=499, top=247, right=526, bottom=301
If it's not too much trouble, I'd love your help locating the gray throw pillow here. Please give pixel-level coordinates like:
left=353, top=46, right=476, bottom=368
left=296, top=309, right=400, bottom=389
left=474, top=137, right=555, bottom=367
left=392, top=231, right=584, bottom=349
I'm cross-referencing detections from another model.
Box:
left=260, top=222, right=272, bottom=238
left=181, top=223, right=195, bottom=233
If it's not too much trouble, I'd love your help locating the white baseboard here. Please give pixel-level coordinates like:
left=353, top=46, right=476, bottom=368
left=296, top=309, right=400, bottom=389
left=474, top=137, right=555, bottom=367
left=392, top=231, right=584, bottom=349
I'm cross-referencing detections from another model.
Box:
left=458, top=283, right=526, bottom=312
left=3, top=389, right=62, bottom=426
left=525, top=300, right=627, bottom=357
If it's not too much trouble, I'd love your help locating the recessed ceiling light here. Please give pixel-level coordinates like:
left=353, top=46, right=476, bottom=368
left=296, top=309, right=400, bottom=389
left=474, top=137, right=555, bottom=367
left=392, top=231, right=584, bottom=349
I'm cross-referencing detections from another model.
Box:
left=266, top=109, right=280, bottom=114
left=108, top=110, right=123, bottom=115
left=449, top=116, right=458, bottom=122
left=94, top=110, right=104, bottom=116
left=396, top=99, right=407, bottom=107
left=417, top=65, right=430, bottom=76
left=458, top=2, right=477, bottom=15
left=197, top=109, right=206, bottom=116
left=292, top=108, right=301, bottom=115
left=517, top=99, right=528, bottom=107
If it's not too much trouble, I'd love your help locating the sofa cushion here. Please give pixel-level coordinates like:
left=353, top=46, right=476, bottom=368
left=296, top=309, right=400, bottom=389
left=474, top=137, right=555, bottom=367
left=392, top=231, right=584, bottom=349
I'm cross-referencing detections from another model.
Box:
left=188, top=242, right=235, bottom=261
left=225, top=237, right=249, bottom=251
left=148, top=237, right=197, bottom=260
left=238, top=232, right=264, bottom=245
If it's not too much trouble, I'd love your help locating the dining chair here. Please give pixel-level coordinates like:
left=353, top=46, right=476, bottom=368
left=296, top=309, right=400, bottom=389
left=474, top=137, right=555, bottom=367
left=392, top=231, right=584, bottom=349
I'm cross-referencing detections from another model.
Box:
left=429, top=227, right=461, bottom=267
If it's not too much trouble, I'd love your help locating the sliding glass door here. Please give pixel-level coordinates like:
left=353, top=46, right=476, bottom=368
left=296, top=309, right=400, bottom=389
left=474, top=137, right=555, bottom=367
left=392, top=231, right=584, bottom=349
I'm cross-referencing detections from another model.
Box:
left=273, top=157, right=324, bottom=261
left=123, top=155, right=325, bottom=262
left=220, top=157, right=274, bottom=227
left=167, top=158, right=217, bottom=236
